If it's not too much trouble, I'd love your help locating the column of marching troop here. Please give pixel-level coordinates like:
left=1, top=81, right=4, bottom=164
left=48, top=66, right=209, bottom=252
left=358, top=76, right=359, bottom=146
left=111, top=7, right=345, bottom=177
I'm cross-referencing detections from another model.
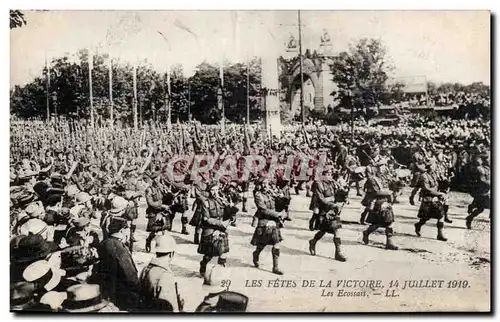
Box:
left=10, top=120, right=490, bottom=312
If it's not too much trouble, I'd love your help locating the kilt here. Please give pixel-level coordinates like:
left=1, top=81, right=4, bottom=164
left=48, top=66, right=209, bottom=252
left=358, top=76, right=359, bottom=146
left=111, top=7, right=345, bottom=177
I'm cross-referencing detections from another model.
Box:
left=250, top=225, right=283, bottom=246
left=198, top=231, right=230, bottom=257
left=410, top=173, right=420, bottom=188
left=309, top=195, right=319, bottom=211
left=171, top=196, right=189, bottom=214
left=317, top=214, right=342, bottom=233
left=418, top=197, right=444, bottom=219
left=472, top=194, right=490, bottom=210
left=146, top=212, right=171, bottom=232
left=388, top=180, right=404, bottom=193
left=366, top=200, right=394, bottom=227
left=361, top=193, right=376, bottom=208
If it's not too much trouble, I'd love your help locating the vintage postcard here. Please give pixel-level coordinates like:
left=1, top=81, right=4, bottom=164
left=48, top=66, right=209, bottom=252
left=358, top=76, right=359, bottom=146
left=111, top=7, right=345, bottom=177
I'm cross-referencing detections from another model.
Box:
left=9, top=10, right=490, bottom=312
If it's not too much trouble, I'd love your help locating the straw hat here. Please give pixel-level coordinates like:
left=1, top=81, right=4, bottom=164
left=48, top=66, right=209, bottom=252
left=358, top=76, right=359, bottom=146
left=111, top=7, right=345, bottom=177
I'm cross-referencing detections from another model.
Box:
left=24, top=201, right=45, bottom=219
left=22, top=260, right=63, bottom=292
left=62, top=284, right=109, bottom=313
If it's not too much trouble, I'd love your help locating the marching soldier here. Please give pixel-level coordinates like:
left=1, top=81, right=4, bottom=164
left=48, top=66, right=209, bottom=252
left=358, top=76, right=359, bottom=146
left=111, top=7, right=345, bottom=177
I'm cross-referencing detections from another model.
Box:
left=145, top=172, right=171, bottom=253
left=308, top=166, right=347, bottom=262
left=345, top=147, right=363, bottom=196
left=251, top=176, right=284, bottom=275
left=409, top=148, right=427, bottom=205
left=361, top=165, right=398, bottom=250
left=413, top=161, right=448, bottom=241
left=198, top=181, right=231, bottom=276
left=190, top=172, right=211, bottom=244
left=466, top=154, right=490, bottom=229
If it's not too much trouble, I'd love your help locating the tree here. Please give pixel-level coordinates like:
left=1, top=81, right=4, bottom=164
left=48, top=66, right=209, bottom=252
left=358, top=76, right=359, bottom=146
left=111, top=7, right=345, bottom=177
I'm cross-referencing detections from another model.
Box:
left=10, top=10, right=26, bottom=29
left=330, top=38, right=392, bottom=113
left=10, top=49, right=264, bottom=124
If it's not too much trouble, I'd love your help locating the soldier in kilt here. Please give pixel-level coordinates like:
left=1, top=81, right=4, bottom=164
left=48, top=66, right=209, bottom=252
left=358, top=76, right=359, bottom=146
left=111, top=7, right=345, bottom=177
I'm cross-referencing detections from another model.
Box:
left=163, top=177, right=191, bottom=236
left=361, top=166, right=398, bottom=250
left=308, top=166, right=347, bottom=262
left=144, top=172, right=172, bottom=252
left=409, top=150, right=426, bottom=205
left=435, top=152, right=454, bottom=223
left=190, top=174, right=210, bottom=244
left=359, top=166, right=378, bottom=225
left=275, top=167, right=292, bottom=221
left=198, top=182, right=231, bottom=276
left=251, top=176, right=284, bottom=275
left=466, top=155, right=490, bottom=229
left=414, top=161, right=448, bottom=241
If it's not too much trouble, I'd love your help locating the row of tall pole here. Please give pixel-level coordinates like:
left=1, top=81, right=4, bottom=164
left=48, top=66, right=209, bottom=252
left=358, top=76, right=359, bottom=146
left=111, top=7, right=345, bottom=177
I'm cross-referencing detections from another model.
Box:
left=45, top=53, right=254, bottom=130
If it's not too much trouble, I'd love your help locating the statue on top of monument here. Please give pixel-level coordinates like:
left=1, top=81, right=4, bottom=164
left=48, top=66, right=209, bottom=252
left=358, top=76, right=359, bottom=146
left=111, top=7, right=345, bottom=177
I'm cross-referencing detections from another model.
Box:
left=320, top=29, right=331, bottom=44
left=286, top=34, right=298, bottom=52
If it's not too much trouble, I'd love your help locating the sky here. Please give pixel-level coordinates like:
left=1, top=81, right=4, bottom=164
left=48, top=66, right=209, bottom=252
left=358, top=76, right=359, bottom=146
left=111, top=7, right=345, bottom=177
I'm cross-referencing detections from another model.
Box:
left=10, top=10, right=490, bottom=87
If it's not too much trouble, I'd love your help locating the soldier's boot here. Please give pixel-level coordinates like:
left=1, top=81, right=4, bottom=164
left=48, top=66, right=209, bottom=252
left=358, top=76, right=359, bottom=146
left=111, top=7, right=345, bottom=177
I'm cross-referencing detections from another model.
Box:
left=251, top=216, right=258, bottom=227
left=271, top=248, right=284, bottom=275
left=242, top=197, right=247, bottom=213
left=181, top=217, right=189, bottom=235
left=199, top=255, right=211, bottom=276
left=193, top=230, right=200, bottom=244
left=333, top=237, right=347, bottom=262
left=443, top=205, right=453, bottom=223
left=467, top=204, right=474, bottom=215
left=465, top=215, right=473, bottom=230
left=167, top=213, right=175, bottom=232
left=308, top=239, right=317, bottom=256
left=217, top=257, right=227, bottom=267
left=362, top=224, right=378, bottom=245
left=359, top=209, right=368, bottom=225
left=129, top=224, right=138, bottom=242
left=145, top=232, right=155, bottom=253
left=436, top=222, right=448, bottom=241
left=306, top=185, right=311, bottom=198
left=466, top=208, right=482, bottom=229
left=309, top=214, right=318, bottom=231
left=294, top=184, right=300, bottom=195
left=409, top=190, right=417, bottom=206
left=252, top=246, right=264, bottom=268
left=385, top=227, right=399, bottom=250
left=414, top=219, right=426, bottom=237
left=284, top=210, right=292, bottom=221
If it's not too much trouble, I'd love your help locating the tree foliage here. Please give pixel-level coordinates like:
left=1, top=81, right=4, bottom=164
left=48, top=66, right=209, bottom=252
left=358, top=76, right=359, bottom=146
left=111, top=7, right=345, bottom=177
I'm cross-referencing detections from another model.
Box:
left=10, top=10, right=26, bottom=29
left=330, top=38, right=392, bottom=110
left=10, top=49, right=263, bottom=125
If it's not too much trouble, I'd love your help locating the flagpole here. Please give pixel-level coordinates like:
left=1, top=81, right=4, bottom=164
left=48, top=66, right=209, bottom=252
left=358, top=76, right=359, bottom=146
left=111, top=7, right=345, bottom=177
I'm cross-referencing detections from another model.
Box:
left=220, top=59, right=225, bottom=135
left=88, top=47, right=94, bottom=128
left=45, top=52, right=50, bottom=122
left=133, top=57, right=138, bottom=130
left=298, top=10, right=305, bottom=125
left=188, top=80, right=191, bottom=120
left=166, top=68, right=171, bottom=130
left=109, top=53, right=114, bottom=129
left=246, top=60, right=250, bottom=125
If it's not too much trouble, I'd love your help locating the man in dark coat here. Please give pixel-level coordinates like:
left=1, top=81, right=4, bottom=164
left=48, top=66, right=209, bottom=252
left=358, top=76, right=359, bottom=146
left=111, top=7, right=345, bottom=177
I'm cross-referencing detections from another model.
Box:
left=94, top=216, right=140, bottom=311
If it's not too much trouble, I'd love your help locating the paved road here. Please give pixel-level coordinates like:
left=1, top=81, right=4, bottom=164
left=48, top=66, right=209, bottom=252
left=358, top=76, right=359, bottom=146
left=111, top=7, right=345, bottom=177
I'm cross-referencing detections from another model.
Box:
left=99, top=187, right=491, bottom=312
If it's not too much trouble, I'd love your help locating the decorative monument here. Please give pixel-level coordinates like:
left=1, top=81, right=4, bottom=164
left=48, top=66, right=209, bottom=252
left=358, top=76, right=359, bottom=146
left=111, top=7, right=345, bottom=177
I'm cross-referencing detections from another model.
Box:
left=278, top=29, right=337, bottom=118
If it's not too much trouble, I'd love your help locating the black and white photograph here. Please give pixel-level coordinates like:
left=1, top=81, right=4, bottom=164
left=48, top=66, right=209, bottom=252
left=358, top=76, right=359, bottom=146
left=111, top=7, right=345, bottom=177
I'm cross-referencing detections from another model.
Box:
left=9, top=10, right=491, bottom=312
